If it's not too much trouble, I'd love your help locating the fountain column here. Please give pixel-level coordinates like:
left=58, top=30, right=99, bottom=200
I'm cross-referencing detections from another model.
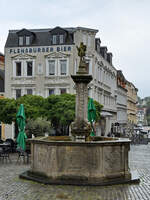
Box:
left=71, top=43, right=93, bottom=140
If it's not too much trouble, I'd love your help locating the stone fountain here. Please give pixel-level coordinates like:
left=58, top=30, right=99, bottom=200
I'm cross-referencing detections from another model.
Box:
left=20, top=43, right=139, bottom=186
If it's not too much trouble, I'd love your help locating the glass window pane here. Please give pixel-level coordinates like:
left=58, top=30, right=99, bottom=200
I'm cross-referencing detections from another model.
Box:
left=19, top=37, right=23, bottom=46
left=60, top=88, right=66, bottom=94
left=27, top=61, right=33, bottom=76
left=16, top=89, right=21, bottom=99
left=60, top=35, right=64, bottom=44
left=52, top=35, right=57, bottom=44
left=49, top=89, right=54, bottom=95
left=16, top=62, right=21, bottom=76
left=26, top=36, right=30, bottom=45
left=27, top=89, right=32, bottom=95
left=48, top=60, right=55, bottom=75
left=60, top=60, right=67, bottom=75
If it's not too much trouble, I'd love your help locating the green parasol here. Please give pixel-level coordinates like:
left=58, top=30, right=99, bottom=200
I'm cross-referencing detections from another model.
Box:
left=88, top=98, right=96, bottom=136
left=16, top=104, right=27, bottom=151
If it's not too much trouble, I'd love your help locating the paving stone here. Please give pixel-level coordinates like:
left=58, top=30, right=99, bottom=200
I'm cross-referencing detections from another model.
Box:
left=1, top=145, right=150, bottom=199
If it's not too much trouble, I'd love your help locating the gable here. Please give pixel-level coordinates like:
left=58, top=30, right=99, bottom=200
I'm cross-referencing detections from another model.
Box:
left=11, top=53, right=36, bottom=60
left=49, top=26, right=68, bottom=35
left=16, top=28, right=34, bottom=36
left=45, top=51, right=70, bottom=58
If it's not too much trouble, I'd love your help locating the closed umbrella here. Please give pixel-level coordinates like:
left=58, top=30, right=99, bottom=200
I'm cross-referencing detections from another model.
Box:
left=16, top=104, right=27, bottom=151
left=88, top=98, right=96, bottom=136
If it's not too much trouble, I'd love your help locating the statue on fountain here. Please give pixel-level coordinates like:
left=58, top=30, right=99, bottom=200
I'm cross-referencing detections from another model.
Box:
left=76, top=42, right=88, bottom=74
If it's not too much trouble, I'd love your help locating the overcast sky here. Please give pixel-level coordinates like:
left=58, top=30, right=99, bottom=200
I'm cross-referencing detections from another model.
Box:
left=0, top=0, right=149, bottom=98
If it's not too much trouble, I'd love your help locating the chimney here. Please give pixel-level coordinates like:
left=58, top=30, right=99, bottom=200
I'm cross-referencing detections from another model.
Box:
left=100, top=46, right=107, bottom=60
left=107, top=52, right=113, bottom=65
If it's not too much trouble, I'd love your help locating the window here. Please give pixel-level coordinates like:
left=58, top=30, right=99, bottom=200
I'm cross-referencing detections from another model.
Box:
left=49, top=89, right=55, bottom=95
left=52, top=35, right=57, bottom=44
left=26, top=36, right=30, bottom=45
left=19, top=37, right=23, bottom=46
left=60, top=88, right=66, bottom=94
left=60, top=35, right=64, bottom=44
left=16, top=62, right=22, bottom=76
left=27, top=89, right=32, bottom=95
left=16, top=89, right=21, bottom=99
left=27, top=61, right=33, bottom=76
left=48, top=60, right=55, bottom=75
left=60, top=60, right=67, bottom=75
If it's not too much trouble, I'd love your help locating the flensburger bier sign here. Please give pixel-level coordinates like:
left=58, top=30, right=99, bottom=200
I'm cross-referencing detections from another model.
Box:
left=8, top=45, right=72, bottom=54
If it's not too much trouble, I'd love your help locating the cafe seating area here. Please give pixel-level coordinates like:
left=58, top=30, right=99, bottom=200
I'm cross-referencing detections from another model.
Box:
left=0, top=138, right=31, bottom=163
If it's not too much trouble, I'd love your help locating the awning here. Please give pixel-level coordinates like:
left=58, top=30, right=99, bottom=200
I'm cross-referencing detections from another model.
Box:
left=101, top=111, right=112, bottom=117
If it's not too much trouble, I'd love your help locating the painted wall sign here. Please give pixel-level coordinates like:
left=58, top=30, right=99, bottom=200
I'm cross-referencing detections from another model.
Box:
left=8, top=46, right=72, bottom=54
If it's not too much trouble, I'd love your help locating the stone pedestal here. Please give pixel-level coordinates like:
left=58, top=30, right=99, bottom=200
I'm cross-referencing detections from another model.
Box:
left=71, top=74, right=92, bottom=137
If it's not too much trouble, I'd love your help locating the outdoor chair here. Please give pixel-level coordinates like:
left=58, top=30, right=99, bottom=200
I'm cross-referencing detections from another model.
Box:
left=16, top=147, right=30, bottom=163
left=0, top=143, right=11, bottom=161
left=5, top=138, right=16, bottom=153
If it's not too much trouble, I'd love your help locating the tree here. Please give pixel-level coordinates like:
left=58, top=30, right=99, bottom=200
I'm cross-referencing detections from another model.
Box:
left=44, top=94, right=75, bottom=135
left=0, top=95, right=45, bottom=124
left=0, top=98, right=16, bottom=124
left=44, top=94, right=103, bottom=135
left=0, top=94, right=103, bottom=135
left=16, top=95, right=45, bottom=120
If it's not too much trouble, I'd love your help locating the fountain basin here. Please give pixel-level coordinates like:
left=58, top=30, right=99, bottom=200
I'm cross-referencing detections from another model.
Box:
left=19, top=136, right=139, bottom=186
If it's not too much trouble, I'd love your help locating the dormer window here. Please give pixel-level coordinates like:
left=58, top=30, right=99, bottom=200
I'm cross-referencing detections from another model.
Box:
left=52, top=35, right=57, bottom=44
left=17, top=29, right=34, bottom=46
left=19, top=36, right=23, bottom=46
left=26, top=36, right=30, bottom=45
left=60, top=35, right=64, bottom=44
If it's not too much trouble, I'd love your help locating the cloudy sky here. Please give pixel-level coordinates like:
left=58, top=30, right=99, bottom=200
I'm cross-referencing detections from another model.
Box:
left=0, top=0, right=149, bottom=98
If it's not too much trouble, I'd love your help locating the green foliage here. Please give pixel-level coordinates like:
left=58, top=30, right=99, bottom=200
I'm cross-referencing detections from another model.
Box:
left=0, top=98, right=17, bottom=124
left=0, top=94, right=103, bottom=131
left=16, top=95, right=45, bottom=120
left=44, top=94, right=76, bottom=128
left=25, top=117, right=51, bottom=138
left=93, top=100, right=103, bottom=121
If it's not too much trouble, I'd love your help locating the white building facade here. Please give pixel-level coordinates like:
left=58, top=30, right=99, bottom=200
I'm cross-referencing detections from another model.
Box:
left=5, top=26, right=117, bottom=138
left=116, top=70, right=128, bottom=135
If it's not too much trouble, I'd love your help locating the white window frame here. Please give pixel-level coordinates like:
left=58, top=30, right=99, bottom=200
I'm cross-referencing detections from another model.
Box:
left=52, top=35, right=57, bottom=44
left=19, top=36, right=23, bottom=46
left=46, top=58, right=57, bottom=76
left=26, top=88, right=33, bottom=95
left=47, top=60, right=56, bottom=76
left=26, top=36, right=30, bottom=45
left=58, top=58, right=68, bottom=76
left=59, top=59, right=67, bottom=76
left=59, top=35, right=64, bottom=44
left=13, top=60, right=23, bottom=77
left=24, top=59, right=35, bottom=77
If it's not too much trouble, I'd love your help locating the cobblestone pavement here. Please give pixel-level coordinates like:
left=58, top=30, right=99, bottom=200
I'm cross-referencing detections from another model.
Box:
left=0, top=144, right=150, bottom=200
